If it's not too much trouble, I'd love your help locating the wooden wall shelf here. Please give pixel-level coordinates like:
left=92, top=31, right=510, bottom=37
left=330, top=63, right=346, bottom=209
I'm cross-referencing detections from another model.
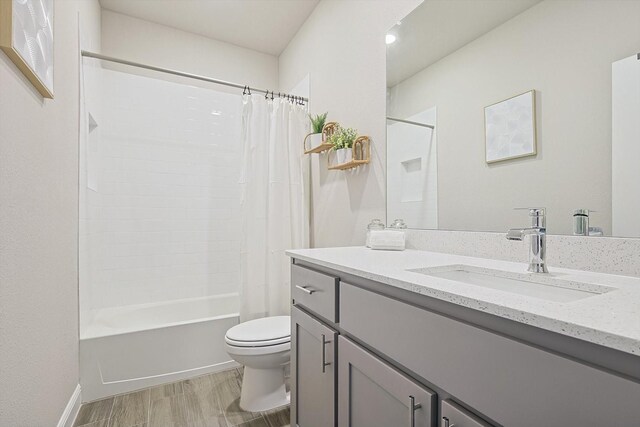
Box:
left=328, top=159, right=370, bottom=170
left=304, top=142, right=333, bottom=154
left=327, top=136, right=371, bottom=171
left=304, top=122, right=340, bottom=155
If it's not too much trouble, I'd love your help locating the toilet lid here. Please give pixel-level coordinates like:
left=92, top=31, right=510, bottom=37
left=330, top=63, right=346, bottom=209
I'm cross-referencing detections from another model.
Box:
left=225, top=315, right=291, bottom=347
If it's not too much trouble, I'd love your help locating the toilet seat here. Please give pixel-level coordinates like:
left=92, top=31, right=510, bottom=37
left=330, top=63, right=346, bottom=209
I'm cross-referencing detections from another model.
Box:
left=225, top=336, right=290, bottom=347
left=225, top=315, right=290, bottom=348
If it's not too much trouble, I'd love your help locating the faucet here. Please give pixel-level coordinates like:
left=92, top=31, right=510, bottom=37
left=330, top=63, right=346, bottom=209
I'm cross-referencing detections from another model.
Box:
left=506, top=208, right=548, bottom=273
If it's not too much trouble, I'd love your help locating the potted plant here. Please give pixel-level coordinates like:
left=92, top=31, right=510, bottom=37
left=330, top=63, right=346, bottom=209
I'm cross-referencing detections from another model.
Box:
left=330, top=126, right=358, bottom=164
left=307, top=112, right=328, bottom=149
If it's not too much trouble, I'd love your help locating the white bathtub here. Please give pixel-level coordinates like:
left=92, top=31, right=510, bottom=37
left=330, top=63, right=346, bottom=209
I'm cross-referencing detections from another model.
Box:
left=80, top=294, right=239, bottom=402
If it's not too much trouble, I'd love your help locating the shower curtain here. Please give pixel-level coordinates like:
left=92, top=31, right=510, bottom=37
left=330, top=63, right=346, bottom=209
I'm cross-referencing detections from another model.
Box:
left=239, top=95, right=310, bottom=321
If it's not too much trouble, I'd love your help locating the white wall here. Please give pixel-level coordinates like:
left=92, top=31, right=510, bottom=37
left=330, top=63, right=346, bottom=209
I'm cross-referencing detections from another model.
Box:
left=101, top=10, right=278, bottom=91
left=279, top=0, right=422, bottom=247
left=388, top=0, right=640, bottom=235
left=0, top=0, right=101, bottom=425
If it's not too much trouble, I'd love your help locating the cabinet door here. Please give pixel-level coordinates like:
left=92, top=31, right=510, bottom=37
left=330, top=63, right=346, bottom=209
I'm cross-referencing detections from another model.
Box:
left=291, top=306, right=337, bottom=427
left=441, top=400, right=494, bottom=427
left=338, top=336, right=436, bottom=427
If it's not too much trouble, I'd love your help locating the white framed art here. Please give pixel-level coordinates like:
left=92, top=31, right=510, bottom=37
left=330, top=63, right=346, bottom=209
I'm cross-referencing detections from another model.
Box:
left=0, top=0, right=54, bottom=98
left=484, top=90, right=536, bottom=163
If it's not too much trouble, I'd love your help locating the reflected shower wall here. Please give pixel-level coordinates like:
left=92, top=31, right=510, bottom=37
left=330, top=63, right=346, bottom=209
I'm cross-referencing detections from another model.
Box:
left=79, top=62, right=243, bottom=335
left=387, top=108, right=438, bottom=229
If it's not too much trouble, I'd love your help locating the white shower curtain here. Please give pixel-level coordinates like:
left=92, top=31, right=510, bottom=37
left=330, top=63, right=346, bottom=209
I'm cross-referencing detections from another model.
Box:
left=239, top=95, right=310, bottom=321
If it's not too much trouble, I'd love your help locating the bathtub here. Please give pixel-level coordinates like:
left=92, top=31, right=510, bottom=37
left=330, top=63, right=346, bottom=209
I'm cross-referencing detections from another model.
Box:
left=80, top=294, right=239, bottom=402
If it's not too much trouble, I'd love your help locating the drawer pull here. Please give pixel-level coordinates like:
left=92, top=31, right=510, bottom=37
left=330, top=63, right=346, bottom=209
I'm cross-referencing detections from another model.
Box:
left=295, top=285, right=316, bottom=295
left=442, top=416, right=455, bottom=427
left=409, top=395, right=422, bottom=427
left=321, top=334, right=331, bottom=373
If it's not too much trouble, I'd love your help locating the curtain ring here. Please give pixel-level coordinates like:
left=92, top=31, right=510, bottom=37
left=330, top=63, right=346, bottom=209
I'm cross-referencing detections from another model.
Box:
left=271, top=91, right=274, bottom=100
left=265, top=90, right=269, bottom=100
left=242, top=85, right=247, bottom=95
left=247, top=86, right=251, bottom=95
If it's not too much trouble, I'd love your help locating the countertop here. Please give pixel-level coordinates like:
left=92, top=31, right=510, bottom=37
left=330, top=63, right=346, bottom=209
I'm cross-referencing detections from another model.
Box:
left=286, top=247, right=640, bottom=356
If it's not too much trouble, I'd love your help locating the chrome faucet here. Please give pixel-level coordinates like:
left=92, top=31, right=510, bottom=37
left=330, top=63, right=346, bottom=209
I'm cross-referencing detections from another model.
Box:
left=506, top=208, right=548, bottom=273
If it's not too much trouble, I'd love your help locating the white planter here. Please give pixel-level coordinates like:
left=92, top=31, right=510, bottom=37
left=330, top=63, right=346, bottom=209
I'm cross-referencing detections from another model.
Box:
left=335, top=148, right=352, bottom=164
left=308, top=133, right=323, bottom=150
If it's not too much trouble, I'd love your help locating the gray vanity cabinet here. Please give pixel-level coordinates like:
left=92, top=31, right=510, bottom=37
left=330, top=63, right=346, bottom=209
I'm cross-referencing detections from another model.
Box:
left=441, top=400, right=492, bottom=427
left=291, top=306, right=337, bottom=427
left=290, top=259, right=640, bottom=427
left=338, top=335, right=437, bottom=427
left=340, top=282, right=640, bottom=427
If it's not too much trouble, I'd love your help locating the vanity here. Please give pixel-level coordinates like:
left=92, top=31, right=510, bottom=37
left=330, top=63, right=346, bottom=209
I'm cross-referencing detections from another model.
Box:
left=287, top=0, right=640, bottom=424
left=287, top=247, right=640, bottom=427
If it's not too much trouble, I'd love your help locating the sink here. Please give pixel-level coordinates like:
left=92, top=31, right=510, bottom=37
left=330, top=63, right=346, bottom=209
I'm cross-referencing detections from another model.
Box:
left=407, top=264, right=615, bottom=303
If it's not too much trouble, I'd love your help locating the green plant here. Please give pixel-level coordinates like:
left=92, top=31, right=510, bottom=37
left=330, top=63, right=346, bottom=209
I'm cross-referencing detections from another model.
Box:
left=308, top=112, right=328, bottom=134
left=330, top=127, right=358, bottom=150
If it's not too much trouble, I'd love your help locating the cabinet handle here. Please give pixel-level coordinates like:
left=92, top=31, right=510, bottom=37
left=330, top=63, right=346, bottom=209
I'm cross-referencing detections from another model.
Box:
left=321, top=334, right=331, bottom=373
left=442, top=416, right=455, bottom=427
left=409, top=395, right=422, bottom=427
left=296, top=285, right=316, bottom=295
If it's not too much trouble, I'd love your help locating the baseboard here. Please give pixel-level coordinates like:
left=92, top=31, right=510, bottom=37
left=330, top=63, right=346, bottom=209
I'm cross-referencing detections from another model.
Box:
left=57, top=384, right=81, bottom=427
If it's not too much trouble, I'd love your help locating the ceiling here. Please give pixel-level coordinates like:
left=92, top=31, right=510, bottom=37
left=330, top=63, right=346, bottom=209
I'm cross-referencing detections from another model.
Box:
left=387, top=0, right=541, bottom=86
left=99, top=0, right=320, bottom=56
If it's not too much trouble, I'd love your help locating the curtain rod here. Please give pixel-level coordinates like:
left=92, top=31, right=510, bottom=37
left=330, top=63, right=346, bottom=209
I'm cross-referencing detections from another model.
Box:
left=386, top=116, right=435, bottom=129
left=81, top=50, right=309, bottom=102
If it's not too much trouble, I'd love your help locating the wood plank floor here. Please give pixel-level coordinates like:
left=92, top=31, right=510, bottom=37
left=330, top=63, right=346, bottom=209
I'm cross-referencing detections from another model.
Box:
left=73, top=368, right=290, bottom=427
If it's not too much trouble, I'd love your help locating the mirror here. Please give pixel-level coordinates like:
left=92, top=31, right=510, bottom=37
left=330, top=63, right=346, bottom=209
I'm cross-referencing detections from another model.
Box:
left=386, top=0, right=640, bottom=237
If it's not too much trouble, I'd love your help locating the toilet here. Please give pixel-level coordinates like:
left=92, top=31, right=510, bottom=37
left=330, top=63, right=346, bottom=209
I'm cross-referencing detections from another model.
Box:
left=225, top=315, right=291, bottom=412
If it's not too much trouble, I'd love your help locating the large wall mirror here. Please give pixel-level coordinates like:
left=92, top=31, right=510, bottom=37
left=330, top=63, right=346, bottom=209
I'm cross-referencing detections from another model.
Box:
left=386, top=0, right=640, bottom=237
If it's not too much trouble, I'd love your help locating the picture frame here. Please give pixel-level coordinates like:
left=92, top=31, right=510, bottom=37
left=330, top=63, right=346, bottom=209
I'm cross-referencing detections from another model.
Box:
left=484, top=90, right=536, bottom=163
left=0, top=0, right=54, bottom=98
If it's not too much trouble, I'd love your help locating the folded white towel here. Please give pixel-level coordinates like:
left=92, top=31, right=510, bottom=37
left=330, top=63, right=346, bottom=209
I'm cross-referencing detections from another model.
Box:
left=369, top=230, right=405, bottom=251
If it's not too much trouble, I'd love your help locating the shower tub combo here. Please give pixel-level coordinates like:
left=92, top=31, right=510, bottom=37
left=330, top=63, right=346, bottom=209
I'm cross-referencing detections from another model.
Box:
left=80, top=294, right=239, bottom=402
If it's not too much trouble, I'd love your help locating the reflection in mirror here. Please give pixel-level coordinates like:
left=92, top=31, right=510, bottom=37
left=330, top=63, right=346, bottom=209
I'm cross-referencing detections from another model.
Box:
left=387, top=114, right=437, bottom=230
left=386, top=0, right=640, bottom=237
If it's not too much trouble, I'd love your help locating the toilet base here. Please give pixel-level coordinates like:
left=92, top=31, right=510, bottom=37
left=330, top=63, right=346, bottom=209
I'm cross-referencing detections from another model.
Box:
left=239, top=365, right=289, bottom=412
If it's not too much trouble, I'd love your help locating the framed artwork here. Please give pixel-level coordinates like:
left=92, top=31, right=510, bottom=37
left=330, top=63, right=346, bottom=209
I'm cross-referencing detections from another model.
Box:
left=0, top=0, right=54, bottom=98
left=485, top=90, right=536, bottom=163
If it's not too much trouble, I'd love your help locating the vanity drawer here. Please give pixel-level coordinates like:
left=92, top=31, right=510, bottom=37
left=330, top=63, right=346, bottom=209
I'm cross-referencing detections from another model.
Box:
left=291, top=263, right=339, bottom=323
left=340, top=283, right=640, bottom=427
left=441, top=400, right=493, bottom=427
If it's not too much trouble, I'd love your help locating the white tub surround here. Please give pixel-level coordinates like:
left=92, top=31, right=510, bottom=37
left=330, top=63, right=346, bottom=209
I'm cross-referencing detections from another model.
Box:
left=286, top=247, right=640, bottom=356
left=80, top=294, right=239, bottom=402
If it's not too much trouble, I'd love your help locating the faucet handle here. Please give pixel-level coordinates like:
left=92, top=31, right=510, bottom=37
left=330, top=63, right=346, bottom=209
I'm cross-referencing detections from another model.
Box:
left=573, top=208, right=596, bottom=216
left=515, top=207, right=546, bottom=228
left=514, top=207, right=545, bottom=217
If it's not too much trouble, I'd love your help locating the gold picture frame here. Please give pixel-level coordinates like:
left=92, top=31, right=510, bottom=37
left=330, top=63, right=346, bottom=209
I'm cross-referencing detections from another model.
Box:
left=0, top=0, right=54, bottom=98
left=484, top=90, right=536, bottom=164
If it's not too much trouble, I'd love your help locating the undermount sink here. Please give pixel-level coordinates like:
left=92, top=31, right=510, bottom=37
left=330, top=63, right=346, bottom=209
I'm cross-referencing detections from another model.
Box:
left=408, top=265, right=615, bottom=303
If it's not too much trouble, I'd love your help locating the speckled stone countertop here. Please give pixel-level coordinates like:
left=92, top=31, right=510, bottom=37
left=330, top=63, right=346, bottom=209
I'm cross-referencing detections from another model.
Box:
left=286, top=247, right=640, bottom=356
